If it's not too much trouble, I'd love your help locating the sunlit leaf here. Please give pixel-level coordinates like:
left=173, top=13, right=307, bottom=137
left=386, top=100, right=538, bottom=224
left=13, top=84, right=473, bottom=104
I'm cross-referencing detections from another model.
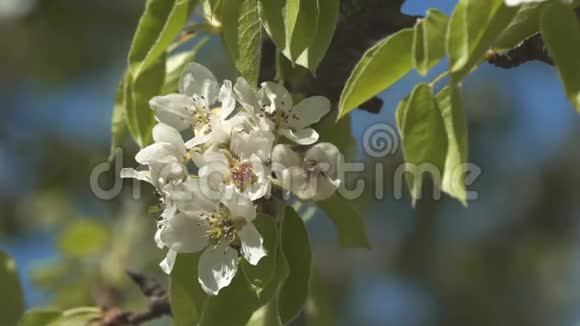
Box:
left=284, top=0, right=319, bottom=62
left=436, top=83, right=468, bottom=205
left=0, top=251, right=24, bottom=325
left=241, top=214, right=278, bottom=293
left=128, top=0, right=197, bottom=77
left=170, top=253, right=207, bottom=326
left=447, top=0, right=517, bottom=80
left=338, top=28, right=414, bottom=119
left=277, top=206, right=311, bottom=324
left=295, top=0, right=339, bottom=72
left=258, top=0, right=286, bottom=50
left=207, top=0, right=223, bottom=17
left=317, top=194, right=370, bottom=249
left=493, top=3, right=543, bottom=51
left=58, top=220, right=109, bottom=258
left=413, top=9, right=449, bottom=75
left=125, top=54, right=166, bottom=147
left=541, top=2, right=580, bottom=112
left=162, top=36, right=209, bottom=94
left=397, top=83, right=448, bottom=205
left=223, top=0, right=262, bottom=85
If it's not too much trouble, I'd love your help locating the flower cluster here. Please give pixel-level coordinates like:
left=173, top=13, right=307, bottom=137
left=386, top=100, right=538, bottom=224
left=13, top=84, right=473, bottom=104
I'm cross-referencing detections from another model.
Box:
left=121, top=63, right=342, bottom=295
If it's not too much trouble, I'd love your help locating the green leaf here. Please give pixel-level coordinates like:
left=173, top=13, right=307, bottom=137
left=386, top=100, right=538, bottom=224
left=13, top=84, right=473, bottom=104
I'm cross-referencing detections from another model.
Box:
left=241, top=214, right=278, bottom=293
left=170, top=253, right=207, bottom=326
left=541, top=2, right=580, bottom=112
left=0, top=251, right=24, bottom=325
left=395, top=95, right=410, bottom=135
left=295, top=0, right=339, bottom=72
left=128, top=0, right=197, bottom=77
left=338, top=28, right=414, bottom=119
left=199, top=273, right=260, bottom=326
left=277, top=206, right=312, bottom=324
left=397, top=83, right=448, bottom=205
left=413, top=9, right=449, bottom=75
left=436, top=83, right=468, bottom=205
left=284, top=0, right=319, bottom=62
left=305, top=266, right=336, bottom=326
left=47, top=307, right=100, bottom=326
left=125, top=54, right=167, bottom=147
left=317, top=194, right=370, bottom=249
left=493, top=3, right=543, bottom=51
left=19, top=309, right=61, bottom=326
left=207, top=0, right=223, bottom=17
left=447, top=0, right=517, bottom=80
left=223, top=0, right=262, bottom=85
left=246, top=302, right=281, bottom=326
left=258, top=0, right=286, bottom=50
left=58, top=220, right=109, bottom=258
left=162, top=36, right=209, bottom=94
left=109, top=75, right=127, bottom=160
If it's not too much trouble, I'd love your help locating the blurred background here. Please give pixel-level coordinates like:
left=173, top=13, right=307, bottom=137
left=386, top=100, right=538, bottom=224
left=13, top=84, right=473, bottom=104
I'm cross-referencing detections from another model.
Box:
left=0, top=0, right=579, bottom=325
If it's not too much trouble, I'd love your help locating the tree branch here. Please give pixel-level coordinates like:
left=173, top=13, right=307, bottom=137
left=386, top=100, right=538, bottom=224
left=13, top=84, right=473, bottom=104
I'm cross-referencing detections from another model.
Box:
left=100, top=271, right=171, bottom=326
left=488, top=7, right=580, bottom=69
left=487, top=33, right=553, bottom=69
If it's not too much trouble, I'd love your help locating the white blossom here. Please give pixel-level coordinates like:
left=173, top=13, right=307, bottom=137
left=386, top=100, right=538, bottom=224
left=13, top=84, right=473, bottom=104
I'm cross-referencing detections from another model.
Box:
left=234, top=78, right=331, bottom=145
left=272, top=142, right=342, bottom=201
left=155, top=189, right=266, bottom=295
left=199, top=133, right=273, bottom=201
left=122, top=61, right=344, bottom=296
left=120, top=123, right=189, bottom=189
left=149, top=63, right=238, bottom=147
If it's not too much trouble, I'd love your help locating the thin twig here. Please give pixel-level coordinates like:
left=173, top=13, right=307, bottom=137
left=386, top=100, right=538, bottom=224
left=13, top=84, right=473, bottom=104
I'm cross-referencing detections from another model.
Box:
left=100, top=271, right=171, bottom=326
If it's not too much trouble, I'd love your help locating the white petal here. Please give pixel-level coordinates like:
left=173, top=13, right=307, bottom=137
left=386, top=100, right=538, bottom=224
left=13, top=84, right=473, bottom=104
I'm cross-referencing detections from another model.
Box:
left=234, top=77, right=259, bottom=113
left=271, top=144, right=301, bottom=179
left=150, top=94, right=195, bottom=131
left=279, top=128, right=320, bottom=145
left=120, top=168, right=152, bottom=184
left=154, top=220, right=166, bottom=249
left=247, top=155, right=271, bottom=201
left=135, top=143, right=178, bottom=165
left=148, top=159, right=187, bottom=187
left=179, top=62, right=219, bottom=107
left=271, top=144, right=301, bottom=167
left=167, top=179, right=221, bottom=213
left=259, top=82, right=293, bottom=114
left=310, top=175, right=340, bottom=201
left=153, top=123, right=186, bottom=154
left=198, top=244, right=239, bottom=295
left=305, top=142, right=341, bottom=178
left=285, top=96, right=330, bottom=129
left=282, top=167, right=314, bottom=198
left=160, top=213, right=210, bottom=253
left=221, top=189, right=256, bottom=221
left=230, top=129, right=274, bottom=162
left=238, top=223, right=267, bottom=265
left=218, top=80, right=236, bottom=119
left=160, top=249, right=178, bottom=274
left=185, top=133, right=211, bottom=149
